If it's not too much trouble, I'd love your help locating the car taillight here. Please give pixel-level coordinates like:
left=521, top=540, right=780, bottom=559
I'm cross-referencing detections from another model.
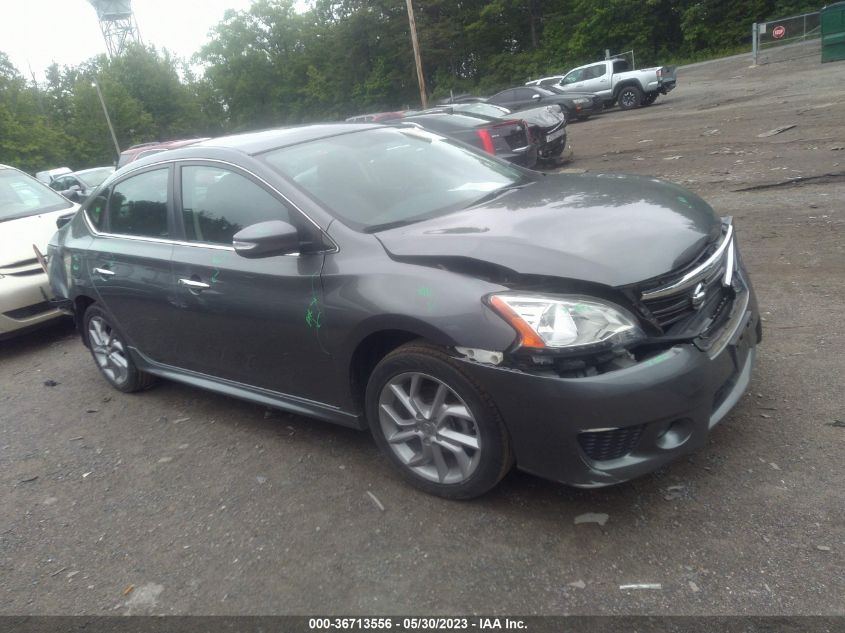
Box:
left=656, top=68, right=663, bottom=77
left=477, top=129, right=496, bottom=154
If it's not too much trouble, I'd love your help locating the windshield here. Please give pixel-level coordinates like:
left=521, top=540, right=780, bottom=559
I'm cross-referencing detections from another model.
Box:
left=0, top=169, right=72, bottom=222
left=261, top=127, right=526, bottom=232
left=77, top=167, right=114, bottom=188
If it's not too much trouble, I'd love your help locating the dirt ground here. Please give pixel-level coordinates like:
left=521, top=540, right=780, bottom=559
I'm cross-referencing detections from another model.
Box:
left=1, top=41, right=843, bottom=616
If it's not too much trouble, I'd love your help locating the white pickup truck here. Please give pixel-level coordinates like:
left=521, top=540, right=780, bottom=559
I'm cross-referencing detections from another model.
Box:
left=527, top=58, right=677, bottom=110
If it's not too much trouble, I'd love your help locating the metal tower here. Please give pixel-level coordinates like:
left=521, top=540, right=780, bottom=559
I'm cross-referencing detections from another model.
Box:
left=87, top=0, right=142, bottom=58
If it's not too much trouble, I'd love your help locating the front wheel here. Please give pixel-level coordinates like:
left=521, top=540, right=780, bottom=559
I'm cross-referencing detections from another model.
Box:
left=618, top=85, right=644, bottom=110
left=365, top=342, right=513, bottom=499
left=83, top=304, right=156, bottom=393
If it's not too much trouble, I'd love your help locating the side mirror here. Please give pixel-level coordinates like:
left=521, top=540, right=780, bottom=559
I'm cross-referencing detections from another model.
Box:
left=56, top=212, right=76, bottom=229
left=233, top=220, right=300, bottom=258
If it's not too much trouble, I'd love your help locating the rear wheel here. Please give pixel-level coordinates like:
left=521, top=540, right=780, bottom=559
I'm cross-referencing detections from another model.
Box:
left=642, top=93, right=658, bottom=106
left=365, top=342, right=512, bottom=499
left=83, top=304, right=156, bottom=393
left=618, top=85, right=644, bottom=110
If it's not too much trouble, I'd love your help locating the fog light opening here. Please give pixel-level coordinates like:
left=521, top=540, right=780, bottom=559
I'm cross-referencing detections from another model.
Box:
left=656, top=418, right=693, bottom=450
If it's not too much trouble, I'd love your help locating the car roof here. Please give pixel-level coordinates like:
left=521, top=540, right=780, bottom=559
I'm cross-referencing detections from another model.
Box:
left=193, top=124, right=382, bottom=155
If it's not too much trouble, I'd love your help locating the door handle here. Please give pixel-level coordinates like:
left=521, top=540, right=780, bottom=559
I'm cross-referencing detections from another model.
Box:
left=178, top=278, right=211, bottom=290
left=93, top=267, right=115, bottom=277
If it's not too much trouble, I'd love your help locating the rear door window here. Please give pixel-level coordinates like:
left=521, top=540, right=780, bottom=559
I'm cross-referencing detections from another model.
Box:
left=107, top=168, right=170, bottom=238
left=180, top=165, right=291, bottom=246
left=613, top=60, right=630, bottom=73
left=587, top=64, right=607, bottom=78
left=514, top=88, right=537, bottom=100
left=489, top=89, right=515, bottom=104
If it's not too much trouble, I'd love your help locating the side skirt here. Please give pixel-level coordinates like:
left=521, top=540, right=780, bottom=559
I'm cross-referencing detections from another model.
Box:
left=130, top=348, right=366, bottom=431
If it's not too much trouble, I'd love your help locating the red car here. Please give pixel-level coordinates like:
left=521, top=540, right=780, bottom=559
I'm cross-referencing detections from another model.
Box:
left=116, top=138, right=210, bottom=168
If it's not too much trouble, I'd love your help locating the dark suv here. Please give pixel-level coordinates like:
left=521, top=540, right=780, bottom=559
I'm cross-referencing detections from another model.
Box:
left=47, top=124, right=761, bottom=499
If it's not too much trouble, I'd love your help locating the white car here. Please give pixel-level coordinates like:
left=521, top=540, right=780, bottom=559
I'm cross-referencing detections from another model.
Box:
left=1, top=164, right=78, bottom=337
left=34, top=166, right=72, bottom=185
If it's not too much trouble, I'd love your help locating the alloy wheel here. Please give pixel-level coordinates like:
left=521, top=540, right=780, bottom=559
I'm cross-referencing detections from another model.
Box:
left=621, top=89, right=637, bottom=108
left=377, top=372, right=481, bottom=484
left=88, top=316, right=129, bottom=385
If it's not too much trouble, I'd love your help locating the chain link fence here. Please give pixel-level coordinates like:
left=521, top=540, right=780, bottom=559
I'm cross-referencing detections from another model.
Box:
left=753, top=11, right=821, bottom=64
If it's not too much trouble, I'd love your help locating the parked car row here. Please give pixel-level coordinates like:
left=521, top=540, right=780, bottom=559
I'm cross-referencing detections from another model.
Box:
left=379, top=101, right=569, bottom=168
left=526, top=57, right=678, bottom=110
left=342, top=56, right=677, bottom=171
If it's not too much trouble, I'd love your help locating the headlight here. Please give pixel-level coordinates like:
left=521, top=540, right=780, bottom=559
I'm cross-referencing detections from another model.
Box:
left=488, top=294, right=644, bottom=352
left=573, top=97, right=590, bottom=105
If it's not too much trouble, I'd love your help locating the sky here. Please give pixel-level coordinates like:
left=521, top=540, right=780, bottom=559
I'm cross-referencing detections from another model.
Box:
left=0, top=0, right=260, bottom=80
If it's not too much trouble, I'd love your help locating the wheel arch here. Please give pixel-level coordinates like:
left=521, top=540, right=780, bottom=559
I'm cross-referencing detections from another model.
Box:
left=612, top=79, right=644, bottom=100
left=347, top=317, right=458, bottom=413
left=73, top=294, right=97, bottom=347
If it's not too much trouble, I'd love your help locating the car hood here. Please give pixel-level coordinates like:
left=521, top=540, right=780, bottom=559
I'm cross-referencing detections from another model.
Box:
left=375, top=174, right=721, bottom=288
left=0, top=207, right=78, bottom=268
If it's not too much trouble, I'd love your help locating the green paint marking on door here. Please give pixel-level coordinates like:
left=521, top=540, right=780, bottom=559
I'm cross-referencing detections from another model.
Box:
left=306, top=274, right=323, bottom=329
left=211, top=254, right=223, bottom=283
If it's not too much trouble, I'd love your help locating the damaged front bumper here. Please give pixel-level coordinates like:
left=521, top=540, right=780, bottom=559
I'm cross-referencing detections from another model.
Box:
left=455, top=270, right=761, bottom=488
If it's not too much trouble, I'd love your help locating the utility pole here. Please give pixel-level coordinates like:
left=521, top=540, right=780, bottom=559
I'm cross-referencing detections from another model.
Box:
left=92, top=79, right=122, bottom=161
left=405, top=0, right=428, bottom=109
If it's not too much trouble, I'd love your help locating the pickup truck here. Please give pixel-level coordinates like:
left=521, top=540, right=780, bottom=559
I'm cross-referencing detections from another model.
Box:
left=531, top=58, right=677, bottom=110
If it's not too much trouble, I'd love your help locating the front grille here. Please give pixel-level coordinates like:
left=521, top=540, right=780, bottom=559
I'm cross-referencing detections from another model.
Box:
left=0, top=258, right=43, bottom=277
left=640, top=226, right=734, bottom=331
left=578, top=425, right=644, bottom=461
left=642, top=273, right=727, bottom=329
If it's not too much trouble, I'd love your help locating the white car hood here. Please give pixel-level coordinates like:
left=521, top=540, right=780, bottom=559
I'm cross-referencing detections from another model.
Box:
left=0, top=206, right=78, bottom=268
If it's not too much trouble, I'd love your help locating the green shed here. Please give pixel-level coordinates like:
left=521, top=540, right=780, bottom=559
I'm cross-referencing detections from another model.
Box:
left=821, top=1, right=845, bottom=62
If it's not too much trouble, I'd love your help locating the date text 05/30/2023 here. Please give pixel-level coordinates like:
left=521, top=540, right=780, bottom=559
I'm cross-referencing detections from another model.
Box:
left=308, top=617, right=528, bottom=630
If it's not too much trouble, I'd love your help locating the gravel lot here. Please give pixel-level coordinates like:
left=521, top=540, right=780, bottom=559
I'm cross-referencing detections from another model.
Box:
left=1, top=41, right=843, bottom=616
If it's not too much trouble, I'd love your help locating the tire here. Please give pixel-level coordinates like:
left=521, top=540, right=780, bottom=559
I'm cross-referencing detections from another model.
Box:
left=365, top=341, right=513, bottom=499
left=83, top=304, right=156, bottom=393
left=642, top=93, right=658, bottom=106
left=618, top=85, right=644, bottom=110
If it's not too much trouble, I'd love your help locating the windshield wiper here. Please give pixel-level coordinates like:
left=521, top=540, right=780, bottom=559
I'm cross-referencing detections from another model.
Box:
left=467, top=180, right=533, bottom=208
left=365, top=218, right=421, bottom=233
